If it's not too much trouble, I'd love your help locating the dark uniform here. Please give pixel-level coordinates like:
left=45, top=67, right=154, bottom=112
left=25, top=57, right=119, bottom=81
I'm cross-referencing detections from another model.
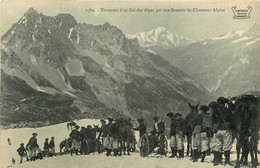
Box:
left=151, top=116, right=160, bottom=135
left=110, top=121, right=120, bottom=156
left=26, top=133, right=43, bottom=161
left=99, top=119, right=113, bottom=156
left=17, top=144, right=29, bottom=163
left=135, top=119, right=146, bottom=138
left=43, top=139, right=49, bottom=157
left=212, top=97, right=233, bottom=166
left=175, top=113, right=185, bottom=158
left=135, top=118, right=147, bottom=150
left=167, top=112, right=177, bottom=158
left=70, top=126, right=81, bottom=155
left=49, top=137, right=55, bottom=156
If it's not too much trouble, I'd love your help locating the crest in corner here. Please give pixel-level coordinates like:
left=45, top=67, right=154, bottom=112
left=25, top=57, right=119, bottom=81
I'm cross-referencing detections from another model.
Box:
left=231, top=6, right=252, bottom=19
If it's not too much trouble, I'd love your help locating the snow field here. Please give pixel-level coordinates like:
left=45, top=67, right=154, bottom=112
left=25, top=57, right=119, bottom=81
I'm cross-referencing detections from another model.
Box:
left=0, top=118, right=258, bottom=168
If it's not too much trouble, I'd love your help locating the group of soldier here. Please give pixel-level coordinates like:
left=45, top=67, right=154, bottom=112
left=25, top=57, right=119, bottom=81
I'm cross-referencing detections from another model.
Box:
left=68, top=123, right=99, bottom=155
left=16, top=133, right=56, bottom=164
left=43, top=137, right=56, bottom=157
left=67, top=96, right=234, bottom=166
left=14, top=95, right=252, bottom=166
left=131, top=96, right=235, bottom=166
left=158, top=96, right=234, bottom=166
left=184, top=97, right=234, bottom=166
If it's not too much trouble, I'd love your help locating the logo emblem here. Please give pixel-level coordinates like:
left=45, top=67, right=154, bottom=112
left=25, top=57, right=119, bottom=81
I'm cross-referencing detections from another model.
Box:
left=231, top=6, right=252, bottom=19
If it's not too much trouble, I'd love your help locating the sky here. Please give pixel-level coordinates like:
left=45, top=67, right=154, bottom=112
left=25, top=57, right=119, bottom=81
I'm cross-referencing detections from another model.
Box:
left=1, top=0, right=260, bottom=41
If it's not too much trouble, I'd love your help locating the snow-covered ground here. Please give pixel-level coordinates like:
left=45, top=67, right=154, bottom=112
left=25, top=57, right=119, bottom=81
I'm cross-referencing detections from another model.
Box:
left=0, top=119, right=258, bottom=168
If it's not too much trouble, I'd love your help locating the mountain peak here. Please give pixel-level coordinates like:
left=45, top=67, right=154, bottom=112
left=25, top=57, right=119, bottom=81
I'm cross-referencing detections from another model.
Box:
left=127, top=27, right=194, bottom=48
left=25, top=7, right=39, bottom=16
left=103, top=21, right=111, bottom=26
left=153, top=27, right=166, bottom=32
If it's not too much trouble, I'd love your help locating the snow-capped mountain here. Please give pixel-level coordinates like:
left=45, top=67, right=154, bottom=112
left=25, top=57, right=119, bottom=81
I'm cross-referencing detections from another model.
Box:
left=126, top=27, right=194, bottom=48
left=1, top=8, right=211, bottom=127
left=145, top=24, right=260, bottom=98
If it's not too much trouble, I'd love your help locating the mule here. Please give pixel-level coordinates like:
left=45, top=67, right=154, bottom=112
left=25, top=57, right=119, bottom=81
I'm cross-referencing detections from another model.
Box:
left=184, top=102, right=199, bottom=157
left=234, top=95, right=259, bottom=167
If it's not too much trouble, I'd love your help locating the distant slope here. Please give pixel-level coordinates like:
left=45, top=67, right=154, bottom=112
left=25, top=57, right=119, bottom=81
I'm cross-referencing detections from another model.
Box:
left=132, top=24, right=260, bottom=98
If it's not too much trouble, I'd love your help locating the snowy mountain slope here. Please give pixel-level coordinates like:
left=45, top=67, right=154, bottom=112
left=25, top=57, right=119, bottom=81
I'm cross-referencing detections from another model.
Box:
left=0, top=118, right=246, bottom=168
left=138, top=24, right=260, bottom=98
left=126, top=27, right=194, bottom=48
left=1, top=8, right=211, bottom=127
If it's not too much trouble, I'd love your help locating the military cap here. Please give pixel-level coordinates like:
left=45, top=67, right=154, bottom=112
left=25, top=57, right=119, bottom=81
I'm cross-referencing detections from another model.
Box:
left=32, top=133, right=38, bottom=135
left=45, top=138, right=49, bottom=140
left=241, top=95, right=257, bottom=103
left=208, top=101, right=218, bottom=108
left=217, top=97, right=229, bottom=104
left=20, top=143, right=24, bottom=145
left=75, top=125, right=80, bottom=129
left=51, top=137, right=54, bottom=139
left=230, top=97, right=236, bottom=101
left=108, top=117, right=114, bottom=122
left=100, top=119, right=106, bottom=123
left=152, top=116, right=159, bottom=121
left=166, top=112, right=174, bottom=117
left=175, top=113, right=182, bottom=117
left=87, top=125, right=92, bottom=128
left=137, top=118, right=144, bottom=123
left=199, top=105, right=209, bottom=112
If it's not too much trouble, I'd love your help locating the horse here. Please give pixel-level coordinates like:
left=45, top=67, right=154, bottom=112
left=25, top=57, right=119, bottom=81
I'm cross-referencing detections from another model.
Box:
left=184, top=102, right=199, bottom=157
left=234, top=95, right=259, bottom=167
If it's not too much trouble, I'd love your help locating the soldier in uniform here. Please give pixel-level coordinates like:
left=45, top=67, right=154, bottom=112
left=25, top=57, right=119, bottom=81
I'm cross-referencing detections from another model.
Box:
left=26, top=133, right=43, bottom=161
left=167, top=112, right=177, bottom=158
left=80, top=126, right=86, bottom=139
left=17, top=143, right=29, bottom=163
left=110, top=119, right=120, bottom=156
left=98, top=119, right=113, bottom=156
left=69, top=125, right=81, bottom=155
left=135, top=118, right=146, bottom=138
left=43, top=138, right=49, bottom=157
left=199, top=105, right=212, bottom=162
left=212, top=97, right=233, bottom=166
left=49, top=137, right=55, bottom=157
left=175, top=113, right=185, bottom=159
left=134, top=118, right=147, bottom=153
left=152, top=116, right=160, bottom=135
left=85, top=125, right=92, bottom=139
left=150, top=116, right=160, bottom=149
